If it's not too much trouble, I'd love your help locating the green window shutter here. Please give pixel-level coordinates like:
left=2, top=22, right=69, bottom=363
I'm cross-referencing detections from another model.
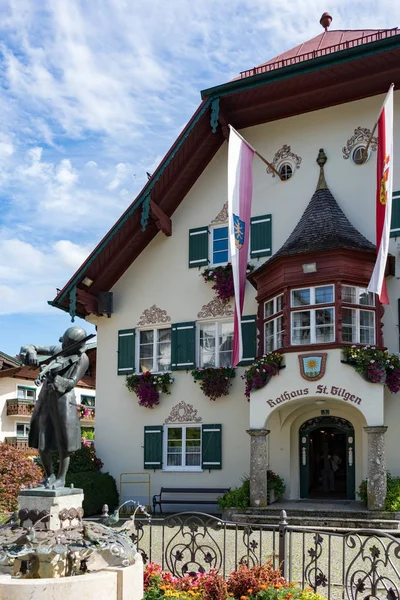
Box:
left=239, top=315, right=257, bottom=366
left=189, top=226, right=209, bottom=268
left=250, top=214, right=272, bottom=258
left=118, top=329, right=135, bottom=375
left=171, top=322, right=196, bottom=370
left=202, top=424, right=222, bottom=470
left=390, top=192, right=400, bottom=237
left=144, top=426, right=163, bottom=469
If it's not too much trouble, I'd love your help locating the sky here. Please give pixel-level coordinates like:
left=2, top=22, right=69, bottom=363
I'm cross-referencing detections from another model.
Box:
left=0, top=0, right=399, bottom=356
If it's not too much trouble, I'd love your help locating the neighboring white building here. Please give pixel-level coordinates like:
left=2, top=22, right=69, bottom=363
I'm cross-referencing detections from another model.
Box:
left=51, top=19, right=400, bottom=509
left=0, top=347, right=96, bottom=450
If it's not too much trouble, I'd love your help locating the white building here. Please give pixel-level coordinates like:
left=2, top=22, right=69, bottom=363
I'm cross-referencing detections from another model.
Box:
left=52, top=18, right=400, bottom=510
left=0, top=347, right=96, bottom=450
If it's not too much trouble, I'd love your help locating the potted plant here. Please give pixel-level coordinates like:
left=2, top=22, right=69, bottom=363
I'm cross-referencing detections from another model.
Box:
left=126, top=371, right=174, bottom=408
left=242, top=352, right=283, bottom=400
left=267, top=470, right=285, bottom=504
left=191, top=367, right=235, bottom=401
left=202, top=263, right=254, bottom=302
left=342, top=345, right=400, bottom=390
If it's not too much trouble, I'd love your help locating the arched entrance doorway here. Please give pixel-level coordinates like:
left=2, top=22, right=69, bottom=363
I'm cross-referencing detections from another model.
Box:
left=299, top=416, right=355, bottom=500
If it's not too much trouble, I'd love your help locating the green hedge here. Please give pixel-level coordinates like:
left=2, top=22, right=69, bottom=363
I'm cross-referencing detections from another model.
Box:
left=65, top=471, right=119, bottom=516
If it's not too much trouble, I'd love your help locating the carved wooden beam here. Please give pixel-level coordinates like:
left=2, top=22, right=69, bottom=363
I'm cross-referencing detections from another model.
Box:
left=218, top=103, right=230, bottom=140
left=150, top=200, right=172, bottom=236
left=76, top=288, right=99, bottom=314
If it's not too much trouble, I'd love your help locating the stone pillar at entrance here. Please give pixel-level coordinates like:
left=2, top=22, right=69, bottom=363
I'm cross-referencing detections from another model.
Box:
left=246, top=429, right=269, bottom=507
left=364, top=426, right=388, bottom=510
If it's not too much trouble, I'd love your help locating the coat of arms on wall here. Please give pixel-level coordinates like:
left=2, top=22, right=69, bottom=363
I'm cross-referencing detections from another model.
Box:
left=298, top=353, right=327, bottom=381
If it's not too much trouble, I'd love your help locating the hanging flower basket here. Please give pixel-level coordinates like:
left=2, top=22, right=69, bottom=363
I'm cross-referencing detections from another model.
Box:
left=126, top=372, right=174, bottom=409
left=202, top=263, right=255, bottom=302
left=242, top=352, right=283, bottom=401
left=191, top=367, right=236, bottom=401
left=341, top=346, right=400, bottom=391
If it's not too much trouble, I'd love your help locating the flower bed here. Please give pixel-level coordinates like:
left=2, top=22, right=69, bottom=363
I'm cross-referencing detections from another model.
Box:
left=342, top=346, right=400, bottom=392
left=192, top=367, right=235, bottom=401
left=143, top=561, right=326, bottom=600
left=126, top=372, right=174, bottom=408
left=242, top=353, right=283, bottom=400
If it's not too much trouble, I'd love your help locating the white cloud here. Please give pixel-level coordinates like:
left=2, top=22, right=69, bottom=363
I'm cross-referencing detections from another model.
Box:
left=55, top=159, right=78, bottom=186
left=0, top=236, right=94, bottom=315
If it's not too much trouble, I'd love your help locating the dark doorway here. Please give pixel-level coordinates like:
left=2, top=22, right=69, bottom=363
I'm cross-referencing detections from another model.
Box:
left=299, top=416, right=355, bottom=500
left=308, top=427, right=346, bottom=499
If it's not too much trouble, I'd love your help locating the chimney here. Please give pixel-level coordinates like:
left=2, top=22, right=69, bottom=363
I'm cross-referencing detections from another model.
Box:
left=320, top=12, right=333, bottom=31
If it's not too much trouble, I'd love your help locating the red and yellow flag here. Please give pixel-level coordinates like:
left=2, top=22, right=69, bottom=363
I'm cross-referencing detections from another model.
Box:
left=368, top=85, right=394, bottom=304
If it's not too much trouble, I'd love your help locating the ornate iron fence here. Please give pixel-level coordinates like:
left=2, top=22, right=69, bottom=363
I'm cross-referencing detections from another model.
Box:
left=132, top=510, right=400, bottom=599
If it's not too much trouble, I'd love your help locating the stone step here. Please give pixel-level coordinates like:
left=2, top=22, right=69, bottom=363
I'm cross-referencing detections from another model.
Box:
left=228, top=513, right=400, bottom=530
left=230, top=507, right=400, bottom=520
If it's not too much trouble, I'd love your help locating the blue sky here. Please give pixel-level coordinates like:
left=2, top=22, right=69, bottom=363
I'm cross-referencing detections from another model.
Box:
left=0, top=0, right=399, bottom=355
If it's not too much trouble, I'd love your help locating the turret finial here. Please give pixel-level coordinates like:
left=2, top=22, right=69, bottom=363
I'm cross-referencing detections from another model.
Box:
left=316, top=148, right=328, bottom=190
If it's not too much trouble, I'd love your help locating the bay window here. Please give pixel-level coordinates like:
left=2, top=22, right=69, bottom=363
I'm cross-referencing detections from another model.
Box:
left=291, top=285, right=335, bottom=345
left=342, top=285, right=375, bottom=344
left=264, top=294, right=284, bottom=352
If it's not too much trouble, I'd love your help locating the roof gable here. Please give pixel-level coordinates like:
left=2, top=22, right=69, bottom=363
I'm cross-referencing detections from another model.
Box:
left=51, top=28, right=400, bottom=319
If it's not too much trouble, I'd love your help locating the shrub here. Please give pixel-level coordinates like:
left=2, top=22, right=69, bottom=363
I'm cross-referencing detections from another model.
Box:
left=0, top=442, right=43, bottom=511
left=218, top=478, right=250, bottom=510
left=226, top=562, right=288, bottom=599
left=52, top=443, right=103, bottom=474
left=358, top=472, right=400, bottom=511
left=65, top=471, right=119, bottom=516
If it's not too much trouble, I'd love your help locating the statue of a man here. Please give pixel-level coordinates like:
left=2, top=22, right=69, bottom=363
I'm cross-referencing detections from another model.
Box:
left=20, top=326, right=90, bottom=489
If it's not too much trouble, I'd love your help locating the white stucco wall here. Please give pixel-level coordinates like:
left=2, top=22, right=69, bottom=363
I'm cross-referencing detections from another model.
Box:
left=92, top=91, right=400, bottom=505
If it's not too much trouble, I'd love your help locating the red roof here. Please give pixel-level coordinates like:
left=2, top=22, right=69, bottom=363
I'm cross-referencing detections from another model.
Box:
left=239, top=28, right=399, bottom=78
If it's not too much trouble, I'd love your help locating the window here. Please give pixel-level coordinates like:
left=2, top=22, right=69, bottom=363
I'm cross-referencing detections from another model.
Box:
left=264, top=294, right=284, bottom=352
left=351, top=145, right=370, bottom=165
left=81, top=395, right=95, bottom=407
left=164, top=425, right=201, bottom=470
left=16, top=423, right=30, bottom=437
left=278, top=162, right=294, bottom=180
left=137, top=327, right=171, bottom=372
left=390, top=191, right=400, bottom=237
left=144, top=424, right=222, bottom=471
left=342, top=285, right=374, bottom=306
left=342, top=285, right=375, bottom=344
left=17, top=387, right=36, bottom=401
left=199, top=321, right=233, bottom=367
left=210, top=225, right=229, bottom=265
left=291, top=285, right=335, bottom=345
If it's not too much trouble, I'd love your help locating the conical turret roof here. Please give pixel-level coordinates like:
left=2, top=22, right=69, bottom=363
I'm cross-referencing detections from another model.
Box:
left=271, top=149, right=375, bottom=260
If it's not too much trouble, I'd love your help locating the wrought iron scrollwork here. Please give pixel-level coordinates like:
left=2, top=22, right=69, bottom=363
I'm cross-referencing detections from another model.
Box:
left=304, top=533, right=328, bottom=591
left=239, top=525, right=259, bottom=567
left=345, top=533, right=400, bottom=600
left=163, top=512, right=224, bottom=576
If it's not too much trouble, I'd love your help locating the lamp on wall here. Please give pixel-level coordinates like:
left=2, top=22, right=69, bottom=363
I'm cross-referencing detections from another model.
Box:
left=82, top=276, right=94, bottom=287
left=315, top=400, right=326, bottom=405
left=302, top=262, right=317, bottom=274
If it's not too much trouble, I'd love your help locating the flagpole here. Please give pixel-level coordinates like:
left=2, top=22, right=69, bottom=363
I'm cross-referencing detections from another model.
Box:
left=229, top=125, right=283, bottom=180
left=360, top=84, right=395, bottom=164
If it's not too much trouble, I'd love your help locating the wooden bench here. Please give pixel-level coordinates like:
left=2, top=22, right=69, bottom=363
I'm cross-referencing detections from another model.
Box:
left=152, top=487, right=230, bottom=514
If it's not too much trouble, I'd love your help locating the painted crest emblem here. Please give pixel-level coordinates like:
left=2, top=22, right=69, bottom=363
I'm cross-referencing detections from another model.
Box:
left=380, top=154, right=390, bottom=205
left=298, top=353, right=327, bottom=381
left=233, top=214, right=245, bottom=249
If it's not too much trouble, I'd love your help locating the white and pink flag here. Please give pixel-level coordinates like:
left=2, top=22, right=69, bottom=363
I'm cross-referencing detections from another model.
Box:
left=368, top=84, right=394, bottom=304
left=228, top=125, right=255, bottom=366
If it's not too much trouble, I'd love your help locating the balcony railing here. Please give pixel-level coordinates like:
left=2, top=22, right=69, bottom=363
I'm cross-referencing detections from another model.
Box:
left=6, top=398, right=35, bottom=417
left=77, top=406, right=96, bottom=422
left=4, top=437, right=38, bottom=454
